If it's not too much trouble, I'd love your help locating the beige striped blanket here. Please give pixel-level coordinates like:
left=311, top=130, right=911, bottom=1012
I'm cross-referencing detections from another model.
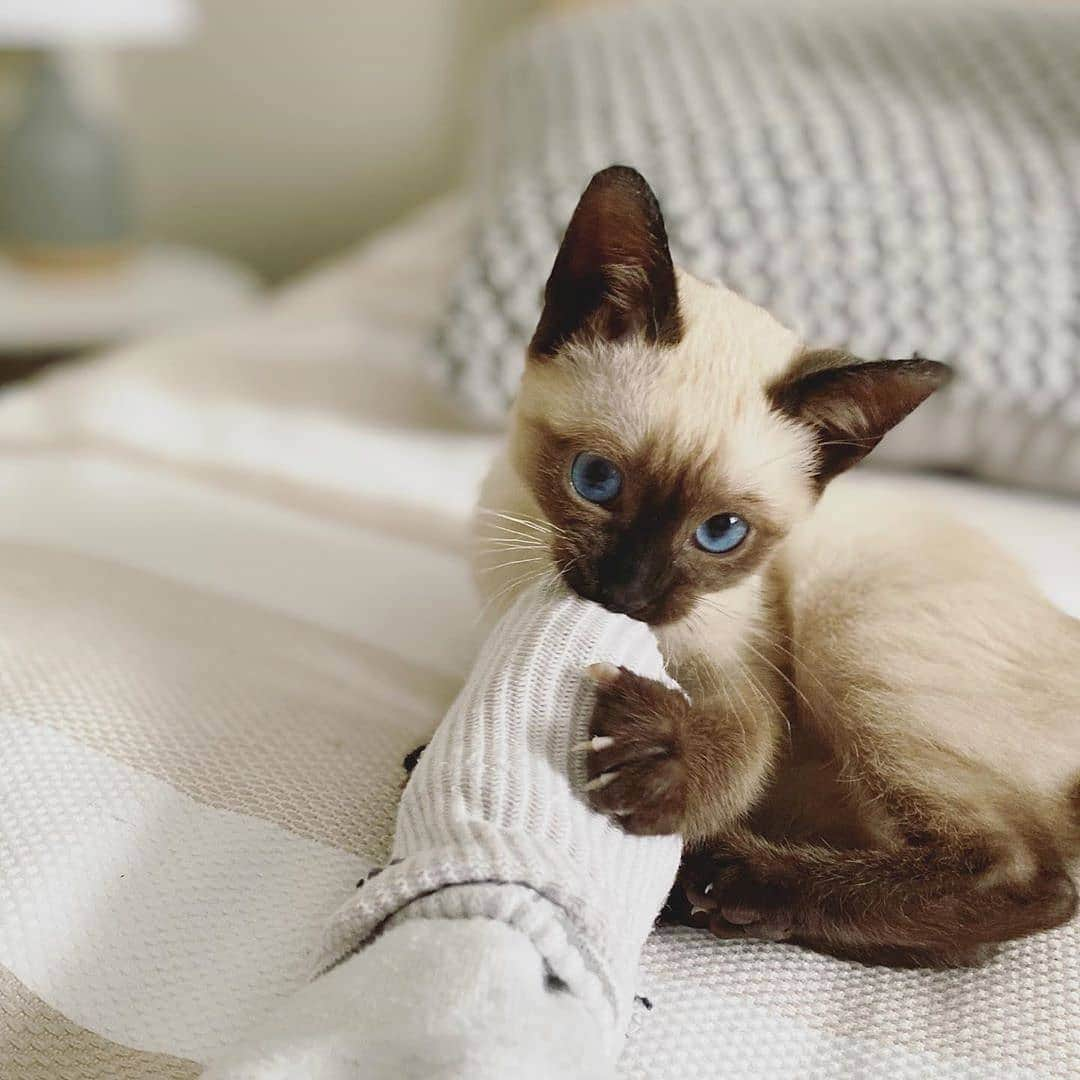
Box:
left=1, top=198, right=1078, bottom=1078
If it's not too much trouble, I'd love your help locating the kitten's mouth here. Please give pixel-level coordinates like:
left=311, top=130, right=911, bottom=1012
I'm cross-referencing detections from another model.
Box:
left=561, top=565, right=667, bottom=625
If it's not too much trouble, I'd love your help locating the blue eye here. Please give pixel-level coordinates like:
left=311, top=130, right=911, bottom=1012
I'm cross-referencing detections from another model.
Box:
left=570, top=452, right=622, bottom=504
left=694, top=514, right=749, bottom=554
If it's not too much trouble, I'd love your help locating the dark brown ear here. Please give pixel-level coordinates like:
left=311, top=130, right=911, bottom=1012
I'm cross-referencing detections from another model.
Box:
left=528, top=165, right=681, bottom=358
left=769, top=350, right=952, bottom=486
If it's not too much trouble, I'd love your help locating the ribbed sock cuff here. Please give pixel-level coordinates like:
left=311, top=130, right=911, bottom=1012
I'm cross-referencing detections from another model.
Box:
left=316, top=823, right=611, bottom=1003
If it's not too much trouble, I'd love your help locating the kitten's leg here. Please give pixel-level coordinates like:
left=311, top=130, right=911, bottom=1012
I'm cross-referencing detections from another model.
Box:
left=678, top=826, right=1078, bottom=964
left=812, top=940, right=1000, bottom=969
left=582, top=666, right=781, bottom=839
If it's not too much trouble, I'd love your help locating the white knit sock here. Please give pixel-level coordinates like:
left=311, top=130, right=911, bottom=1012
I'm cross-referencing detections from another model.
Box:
left=203, top=581, right=682, bottom=1078
left=203, top=919, right=612, bottom=1080
left=319, top=581, right=682, bottom=1039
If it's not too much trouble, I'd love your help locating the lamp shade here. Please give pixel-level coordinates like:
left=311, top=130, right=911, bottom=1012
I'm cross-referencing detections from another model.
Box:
left=0, top=0, right=197, bottom=46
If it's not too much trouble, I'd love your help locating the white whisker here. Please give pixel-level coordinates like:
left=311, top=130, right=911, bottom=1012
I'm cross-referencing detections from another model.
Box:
left=476, top=508, right=565, bottom=537
left=475, top=556, right=546, bottom=575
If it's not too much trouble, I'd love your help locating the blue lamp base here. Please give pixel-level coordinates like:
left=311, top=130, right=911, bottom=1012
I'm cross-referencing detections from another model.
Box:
left=0, top=51, right=132, bottom=270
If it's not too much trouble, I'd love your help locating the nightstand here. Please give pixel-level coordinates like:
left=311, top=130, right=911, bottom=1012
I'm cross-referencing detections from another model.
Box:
left=0, top=245, right=261, bottom=386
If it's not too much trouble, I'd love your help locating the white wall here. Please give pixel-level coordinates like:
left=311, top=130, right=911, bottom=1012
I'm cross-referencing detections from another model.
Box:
left=114, top=0, right=538, bottom=280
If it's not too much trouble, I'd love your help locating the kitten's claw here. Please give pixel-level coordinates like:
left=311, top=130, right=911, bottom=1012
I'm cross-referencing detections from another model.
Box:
left=583, top=770, right=619, bottom=792
left=584, top=662, right=622, bottom=686
left=571, top=735, right=615, bottom=754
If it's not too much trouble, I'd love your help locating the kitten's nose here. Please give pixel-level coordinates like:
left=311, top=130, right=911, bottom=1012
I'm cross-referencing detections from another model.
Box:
left=589, top=543, right=670, bottom=620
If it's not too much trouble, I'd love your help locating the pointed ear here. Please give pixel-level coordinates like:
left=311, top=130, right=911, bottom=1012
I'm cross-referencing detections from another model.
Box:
left=769, top=350, right=953, bottom=486
left=528, top=165, right=682, bottom=358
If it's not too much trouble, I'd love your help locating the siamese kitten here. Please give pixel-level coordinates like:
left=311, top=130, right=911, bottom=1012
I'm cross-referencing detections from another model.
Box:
left=474, top=165, right=1080, bottom=967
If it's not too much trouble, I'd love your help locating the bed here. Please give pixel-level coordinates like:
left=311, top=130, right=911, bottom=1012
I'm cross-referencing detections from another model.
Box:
left=0, top=185, right=1078, bottom=1077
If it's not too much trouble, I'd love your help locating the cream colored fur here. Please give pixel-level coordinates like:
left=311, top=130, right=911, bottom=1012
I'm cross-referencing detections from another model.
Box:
left=475, top=267, right=1080, bottom=852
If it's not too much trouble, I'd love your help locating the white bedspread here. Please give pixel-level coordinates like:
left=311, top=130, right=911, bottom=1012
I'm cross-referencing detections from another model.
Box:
left=0, top=197, right=1077, bottom=1079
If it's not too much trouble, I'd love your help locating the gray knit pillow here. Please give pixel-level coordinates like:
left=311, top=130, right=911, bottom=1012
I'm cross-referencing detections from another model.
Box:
left=434, top=0, right=1080, bottom=494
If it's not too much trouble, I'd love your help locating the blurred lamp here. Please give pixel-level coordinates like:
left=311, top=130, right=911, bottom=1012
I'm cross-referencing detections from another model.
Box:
left=0, top=0, right=197, bottom=270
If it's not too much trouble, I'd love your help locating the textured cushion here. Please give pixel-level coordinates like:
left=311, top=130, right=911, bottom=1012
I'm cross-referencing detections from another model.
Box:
left=435, top=0, right=1080, bottom=494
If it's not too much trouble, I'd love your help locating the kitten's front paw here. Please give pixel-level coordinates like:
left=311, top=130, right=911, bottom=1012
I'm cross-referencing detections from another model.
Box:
left=577, top=664, right=690, bottom=836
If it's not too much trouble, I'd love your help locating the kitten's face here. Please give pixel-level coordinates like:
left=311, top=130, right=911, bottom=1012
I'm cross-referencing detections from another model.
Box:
left=485, top=167, right=949, bottom=627
left=510, top=272, right=815, bottom=625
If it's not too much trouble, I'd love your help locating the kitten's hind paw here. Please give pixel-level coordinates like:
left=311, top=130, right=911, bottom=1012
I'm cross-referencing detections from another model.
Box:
left=678, top=851, right=798, bottom=942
